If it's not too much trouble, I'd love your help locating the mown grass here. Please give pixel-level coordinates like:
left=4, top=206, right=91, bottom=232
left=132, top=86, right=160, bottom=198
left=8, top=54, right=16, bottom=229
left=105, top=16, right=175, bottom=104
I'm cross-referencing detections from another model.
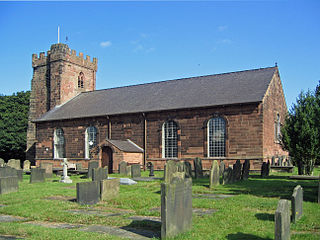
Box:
left=0, top=168, right=319, bottom=239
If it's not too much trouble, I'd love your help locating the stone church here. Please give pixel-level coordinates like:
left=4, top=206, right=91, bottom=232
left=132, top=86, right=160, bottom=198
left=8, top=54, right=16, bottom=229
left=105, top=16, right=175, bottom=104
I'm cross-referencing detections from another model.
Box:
left=27, top=43, right=287, bottom=172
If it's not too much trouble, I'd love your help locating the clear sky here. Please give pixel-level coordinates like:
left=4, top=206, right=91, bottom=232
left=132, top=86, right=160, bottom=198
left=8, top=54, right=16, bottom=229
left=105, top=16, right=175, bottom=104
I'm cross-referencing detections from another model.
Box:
left=0, top=1, right=319, bottom=109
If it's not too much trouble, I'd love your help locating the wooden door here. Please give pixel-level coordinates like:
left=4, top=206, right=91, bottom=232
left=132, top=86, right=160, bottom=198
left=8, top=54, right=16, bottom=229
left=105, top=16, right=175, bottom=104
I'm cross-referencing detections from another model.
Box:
left=102, top=147, right=113, bottom=173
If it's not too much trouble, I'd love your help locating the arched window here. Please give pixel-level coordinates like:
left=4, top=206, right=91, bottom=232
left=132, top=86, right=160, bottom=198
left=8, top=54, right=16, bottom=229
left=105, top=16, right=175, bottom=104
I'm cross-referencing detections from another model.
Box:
left=54, top=128, right=65, bottom=159
left=208, top=117, right=226, bottom=157
left=85, top=126, right=97, bottom=158
left=275, top=114, right=281, bottom=142
left=162, top=121, right=178, bottom=158
left=78, top=72, right=84, bottom=88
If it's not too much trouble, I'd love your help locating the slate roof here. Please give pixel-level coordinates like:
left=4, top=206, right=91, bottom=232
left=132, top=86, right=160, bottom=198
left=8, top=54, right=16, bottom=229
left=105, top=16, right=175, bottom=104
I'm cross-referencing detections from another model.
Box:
left=35, top=66, right=277, bottom=122
left=106, top=139, right=144, bottom=153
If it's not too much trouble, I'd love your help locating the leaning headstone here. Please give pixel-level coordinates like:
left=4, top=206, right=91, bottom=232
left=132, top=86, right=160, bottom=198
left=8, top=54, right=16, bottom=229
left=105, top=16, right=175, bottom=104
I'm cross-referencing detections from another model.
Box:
left=275, top=199, right=290, bottom=240
left=87, top=161, right=99, bottom=179
left=100, top=178, right=120, bottom=201
left=30, top=168, right=45, bottom=183
left=219, top=161, right=225, bottom=177
left=131, top=164, right=141, bottom=178
left=161, top=172, right=192, bottom=239
left=23, top=160, right=31, bottom=171
left=184, top=161, right=192, bottom=178
left=0, top=159, right=5, bottom=167
left=40, top=162, right=53, bottom=178
left=147, top=162, right=155, bottom=177
left=241, top=159, right=250, bottom=180
left=60, top=158, right=72, bottom=183
left=233, top=160, right=242, bottom=182
left=223, top=167, right=233, bottom=185
left=209, top=160, right=220, bottom=188
left=76, top=181, right=100, bottom=205
left=92, top=167, right=108, bottom=182
left=0, top=176, right=19, bottom=194
left=261, top=162, right=269, bottom=178
left=291, top=185, right=303, bottom=223
left=7, top=159, right=21, bottom=170
left=194, top=157, right=203, bottom=178
left=119, top=161, right=128, bottom=175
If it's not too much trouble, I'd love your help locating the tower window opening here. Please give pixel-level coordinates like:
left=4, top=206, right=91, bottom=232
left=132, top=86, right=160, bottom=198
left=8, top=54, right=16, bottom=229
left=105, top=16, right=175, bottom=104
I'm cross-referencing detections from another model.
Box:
left=78, top=72, right=84, bottom=88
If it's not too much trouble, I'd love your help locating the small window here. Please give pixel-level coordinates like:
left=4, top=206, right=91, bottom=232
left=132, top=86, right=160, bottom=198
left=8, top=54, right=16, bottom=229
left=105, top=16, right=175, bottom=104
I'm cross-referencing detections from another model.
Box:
left=162, top=121, right=178, bottom=158
left=78, top=72, right=84, bottom=88
left=54, top=128, right=65, bottom=159
left=85, top=126, right=97, bottom=158
left=208, top=117, right=226, bottom=157
left=275, top=114, right=281, bottom=142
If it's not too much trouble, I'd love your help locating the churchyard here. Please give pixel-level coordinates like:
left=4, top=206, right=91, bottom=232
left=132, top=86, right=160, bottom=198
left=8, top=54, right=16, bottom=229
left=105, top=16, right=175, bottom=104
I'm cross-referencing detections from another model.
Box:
left=0, top=162, right=319, bottom=240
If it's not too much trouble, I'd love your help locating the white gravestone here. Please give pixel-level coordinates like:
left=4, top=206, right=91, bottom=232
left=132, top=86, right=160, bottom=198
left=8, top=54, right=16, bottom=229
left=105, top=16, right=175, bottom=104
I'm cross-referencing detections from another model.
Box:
left=60, top=158, right=72, bottom=183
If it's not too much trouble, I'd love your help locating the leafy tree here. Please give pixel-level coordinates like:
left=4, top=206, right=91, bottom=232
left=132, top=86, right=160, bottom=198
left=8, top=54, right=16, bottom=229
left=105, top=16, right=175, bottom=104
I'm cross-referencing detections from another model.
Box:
left=281, top=85, right=320, bottom=175
left=0, top=91, right=30, bottom=161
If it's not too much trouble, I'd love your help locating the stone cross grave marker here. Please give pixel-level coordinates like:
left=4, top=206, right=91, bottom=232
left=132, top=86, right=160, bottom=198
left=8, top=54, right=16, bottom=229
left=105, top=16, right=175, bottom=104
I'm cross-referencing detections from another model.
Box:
left=76, top=181, right=100, bottom=205
left=147, top=162, right=155, bottom=177
left=131, top=164, right=141, bottom=178
left=209, top=160, right=220, bottom=188
left=87, top=161, right=99, bottom=179
left=194, top=157, right=203, bottom=178
left=291, top=185, right=303, bottom=223
left=30, top=168, right=45, bottom=183
left=92, top=167, right=108, bottom=182
left=100, top=178, right=120, bottom=201
left=60, top=158, right=72, bottom=183
left=275, top=199, right=290, bottom=240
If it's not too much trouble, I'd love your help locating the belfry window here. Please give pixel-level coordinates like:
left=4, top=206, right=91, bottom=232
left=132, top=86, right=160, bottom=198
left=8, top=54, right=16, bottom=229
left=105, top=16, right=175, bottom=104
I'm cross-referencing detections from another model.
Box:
left=208, top=117, right=226, bottom=157
left=54, top=128, right=65, bottom=159
left=85, top=126, right=97, bottom=158
left=162, top=121, right=178, bottom=158
left=78, top=72, right=84, bottom=88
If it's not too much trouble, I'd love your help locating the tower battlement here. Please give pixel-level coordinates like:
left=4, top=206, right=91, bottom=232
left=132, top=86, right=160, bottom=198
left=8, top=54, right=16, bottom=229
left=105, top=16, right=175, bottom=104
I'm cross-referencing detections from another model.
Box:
left=32, top=43, right=98, bottom=71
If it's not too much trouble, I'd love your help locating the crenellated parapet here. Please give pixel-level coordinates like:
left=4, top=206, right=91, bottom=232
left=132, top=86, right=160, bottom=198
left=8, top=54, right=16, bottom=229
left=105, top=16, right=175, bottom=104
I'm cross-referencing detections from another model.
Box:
left=32, top=43, right=98, bottom=71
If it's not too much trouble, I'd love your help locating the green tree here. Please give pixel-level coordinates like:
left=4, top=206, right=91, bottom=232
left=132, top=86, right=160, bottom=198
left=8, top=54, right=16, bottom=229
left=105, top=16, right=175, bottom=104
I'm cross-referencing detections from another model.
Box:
left=281, top=85, right=320, bottom=175
left=0, top=91, right=30, bottom=161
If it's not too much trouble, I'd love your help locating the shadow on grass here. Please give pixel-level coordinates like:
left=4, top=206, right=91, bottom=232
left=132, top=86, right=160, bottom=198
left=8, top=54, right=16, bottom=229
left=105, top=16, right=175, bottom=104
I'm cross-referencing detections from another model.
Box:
left=227, top=232, right=272, bottom=240
left=121, top=220, right=161, bottom=239
left=255, top=213, right=274, bottom=222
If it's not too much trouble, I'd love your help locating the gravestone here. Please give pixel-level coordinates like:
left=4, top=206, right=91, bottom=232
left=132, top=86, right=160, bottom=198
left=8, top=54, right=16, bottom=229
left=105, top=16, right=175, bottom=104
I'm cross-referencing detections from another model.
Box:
left=233, top=160, right=242, bottom=182
left=184, top=161, right=192, bottom=178
left=209, top=160, right=220, bottom=188
left=164, top=160, right=185, bottom=183
left=23, top=160, right=31, bottom=171
left=266, top=160, right=271, bottom=176
left=40, top=162, right=53, bottom=178
left=261, top=162, right=269, bottom=178
left=0, top=159, right=5, bottom=167
left=30, top=168, right=45, bottom=183
left=241, top=159, right=250, bottom=180
left=147, top=162, right=155, bottom=177
left=76, top=181, right=100, bottom=205
left=76, top=163, right=83, bottom=170
left=87, top=161, right=99, bottom=179
left=287, top=157, right=293, bottom=167
left=126, top=165, right=132, bottom=177
left=318, top=179, right=320, bottom=204
left=291, top=185, right=303, bottom=223
left=0, top=167, right=17, bottom=178
left=161, top=171, right=192, bottom=239
left=92, top=167, right=108, bottom=182
left=119, top=161, right=128, bottom=175
left=219, top=161, right=225, bottom=177
left=100, top=178, right=120, bottom=201
left=131, top=164, right=141, bottom=178
left=0, top=176, right=19, bottom=194
left=16, top=170, right=23, bottom=182
left=60, top=158, right=72, bottom=183
left=7, top=159, right=21, bottom=170
left=223, top=167, right=233, bottom=185
left=275, top=199, right=290, bottom=240
left=279, top=156, right=283, bottom=166
left=194, top=157, right=203, bottom=178
left=271, top=156, right=276, bottom=166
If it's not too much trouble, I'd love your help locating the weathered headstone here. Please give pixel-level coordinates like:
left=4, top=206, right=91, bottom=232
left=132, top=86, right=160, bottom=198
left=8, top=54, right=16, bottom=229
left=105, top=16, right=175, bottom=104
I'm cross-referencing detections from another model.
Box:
left=223, top=167, right=233, bottom=185
left=76, top=181, right=100, bottom=205
left=147, top=162, right=155, bottom=177
left=161, top=172, right=192, bottom=239
left=100, top=178, right=120, bottom=201
left=7, top=159, right=21, bottom=170
left=266, top=160, right=270, bottom=176
left=261, top=162, right=269, bottom=178
left=30, top=168, right=45, bottom=183
left=119, top=161, right=128, bottom=175
left=291, top=185, right=303, bottom=223
left=209, top=160, right=220, bottom=188
left=76, top=163, right=83, bottom=170
left=92, top=167, right=108, bottom=182
left=23, top=160, right=31, bottom=171
left=164, top=160, right=185, bottom=183
left=60, top=158, right=72, bottom=183
left=241, top=159, right=250, bottom=180
left=0, top=176, right=19, bottom=194
left=271, top=156, right=276, bottom=166
left=87, top=161, right=99, bottom=179
left=275, top=199, right=290, bottom=240
left=0, top=167, right=17, bottom=178
left=131, top=164, right=141, bottom=178
left=0, top=159, right=5, bottom=167
left=126, top=165, right=132, bottom=177
left=233, top=160, right=242, bottom=182
left=184, top=161, right=192, bottom=178
left=219, top=161, right=225, bottom=177
left=194, top=157, right=203, bottom=178
left=40, top=162, right=53, bottom=178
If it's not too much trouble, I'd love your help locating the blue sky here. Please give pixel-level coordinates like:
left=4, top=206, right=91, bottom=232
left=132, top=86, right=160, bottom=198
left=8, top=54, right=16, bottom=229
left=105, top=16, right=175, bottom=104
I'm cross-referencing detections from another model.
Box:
left=0, top=1, right=319, bottom=109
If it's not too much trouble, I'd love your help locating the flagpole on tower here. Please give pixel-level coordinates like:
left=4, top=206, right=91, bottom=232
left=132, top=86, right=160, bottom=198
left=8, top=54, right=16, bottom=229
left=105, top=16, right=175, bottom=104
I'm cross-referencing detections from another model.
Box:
left=58, top=26, right=60, bottom=43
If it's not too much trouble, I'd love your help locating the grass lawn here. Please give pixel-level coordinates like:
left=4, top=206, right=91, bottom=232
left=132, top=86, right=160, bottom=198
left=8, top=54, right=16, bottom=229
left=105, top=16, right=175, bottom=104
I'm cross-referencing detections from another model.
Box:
left=0, top=167, right=319, bottom=239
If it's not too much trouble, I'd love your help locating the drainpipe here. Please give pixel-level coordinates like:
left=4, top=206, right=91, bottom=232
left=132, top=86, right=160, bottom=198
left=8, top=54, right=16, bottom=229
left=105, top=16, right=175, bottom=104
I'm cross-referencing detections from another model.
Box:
left=143, top=113, right=147, bottom=170
left=107, top=116, right=111, bottom=139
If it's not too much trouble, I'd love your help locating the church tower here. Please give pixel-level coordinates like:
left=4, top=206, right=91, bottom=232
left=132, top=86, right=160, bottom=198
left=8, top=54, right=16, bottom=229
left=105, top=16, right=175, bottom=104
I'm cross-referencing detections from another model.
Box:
left=26, top=43, right=98, bottom=162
